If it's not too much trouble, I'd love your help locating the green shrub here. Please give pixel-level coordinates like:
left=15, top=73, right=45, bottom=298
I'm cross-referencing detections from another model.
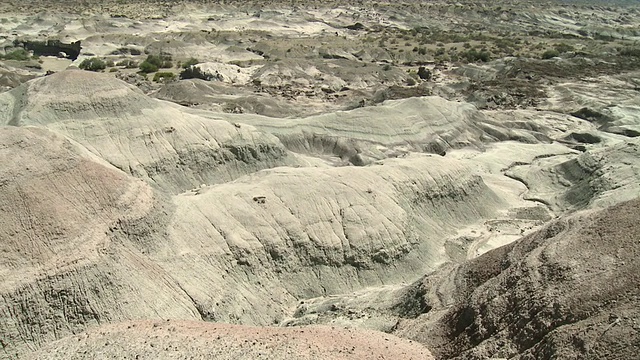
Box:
left=144, top=54, right=173, bottom=69
left=110, top=47, right=142, bottom=56
left=417, top=66, right=431, bottom=80
left=138, top=61, right=159, bottom=73
left=541, top=49, right=560, bottom=59
left=153, top=71, right=176, bottom=82
left=181, top=57, right=199, bottom=68
left=462, top=49, right=491, bottom=62
left=2, top=48, right=30, bottom=61
left=79, top=57, right=107, bottom=71
left=116, top=59, right=138, bottom=68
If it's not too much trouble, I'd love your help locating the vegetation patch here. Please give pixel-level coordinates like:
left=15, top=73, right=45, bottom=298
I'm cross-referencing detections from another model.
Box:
left=181, top=58, right=199, bottom=69
left=139, top=54, right=173, bottom=73
left=1, top=48, right=31, bottom=61
left=153, top=71, right=176, bottom=82
left=79, top=57, right=107, bottom=71
left=541, top=49, right=560, bottom=59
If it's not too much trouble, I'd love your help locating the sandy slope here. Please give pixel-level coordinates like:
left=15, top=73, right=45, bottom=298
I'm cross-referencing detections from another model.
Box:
left=395, top=198, right=640, bottom=359
left=0, top=65, right=638, bottom=359
left=0, top=70, right=298, bottom=193
left=0, top=1, right=639, bottom=359
left=0, top=70, right=558, bottom=358
left=25, top=320, right=433, bottom=360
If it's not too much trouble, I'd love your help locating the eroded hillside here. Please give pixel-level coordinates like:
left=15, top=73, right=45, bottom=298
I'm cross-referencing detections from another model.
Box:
left=0, top=1, right=639, bottom=359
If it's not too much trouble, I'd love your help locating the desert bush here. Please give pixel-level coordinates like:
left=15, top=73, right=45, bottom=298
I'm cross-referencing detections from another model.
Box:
left=619, top=47, right=640, bottom=57
left=554, top=43, right=575, bottom=53
left=153, top=71, right=176, bottom=82
left=461, top=49, right=490, bottom=62
left=79, top=57, right=107, bottom=71
left=541, top=49, right=560, bottom=59
left=110, top=47, right=142, bottom=56
left=140, top=54, right=173, bottom=72
left=116, top=59, right=138, bottom=68
left=138, top=61, right=159, bottom=73
left=181, top=57, right=199, bottom=68
left=2, top=48, right=30, bottom=61
left=417, top=66, right=431, bottom=80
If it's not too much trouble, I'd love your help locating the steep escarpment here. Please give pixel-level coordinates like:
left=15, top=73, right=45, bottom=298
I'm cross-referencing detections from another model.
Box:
left=0, top=70, right=297, bottom=193
left=395, top=198, right=640, bottom=360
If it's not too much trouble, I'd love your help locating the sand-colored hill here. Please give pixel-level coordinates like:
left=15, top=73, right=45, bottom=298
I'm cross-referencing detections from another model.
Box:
left=1, top=1, right=640, bottom=357
left=0, top=70, right=297, bottom=193
left=0, top=69, right=554, bottom=357
left=26, top=320, right=433, bottom=360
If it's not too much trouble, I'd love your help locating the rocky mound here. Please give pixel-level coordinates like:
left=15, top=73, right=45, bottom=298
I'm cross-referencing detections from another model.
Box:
left=0, top=145, right=508, bottom=357
left=0, top=126, right=203, bottom=357
left=395, top=198, right=640, bottom=359
left=207, top=96, right=548, bottom=165
left=154, top=79, right=304, bottom=118
left=155, top=154, right=505, bottom=324
left=0, top=126, right=150, bottom=287
left=25, top=320, right=433, bottom=360
left=505, top=138, right=640, bottom=212
left=0, top=70, right=296, bottom=193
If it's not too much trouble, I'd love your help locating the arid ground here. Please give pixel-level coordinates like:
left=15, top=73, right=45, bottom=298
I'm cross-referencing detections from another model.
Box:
left=1, top=0, right=639, bottom=359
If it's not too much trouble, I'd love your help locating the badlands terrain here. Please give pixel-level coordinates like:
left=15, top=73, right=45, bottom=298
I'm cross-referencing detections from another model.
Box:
left=1, top=0, right=640, bottom=359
